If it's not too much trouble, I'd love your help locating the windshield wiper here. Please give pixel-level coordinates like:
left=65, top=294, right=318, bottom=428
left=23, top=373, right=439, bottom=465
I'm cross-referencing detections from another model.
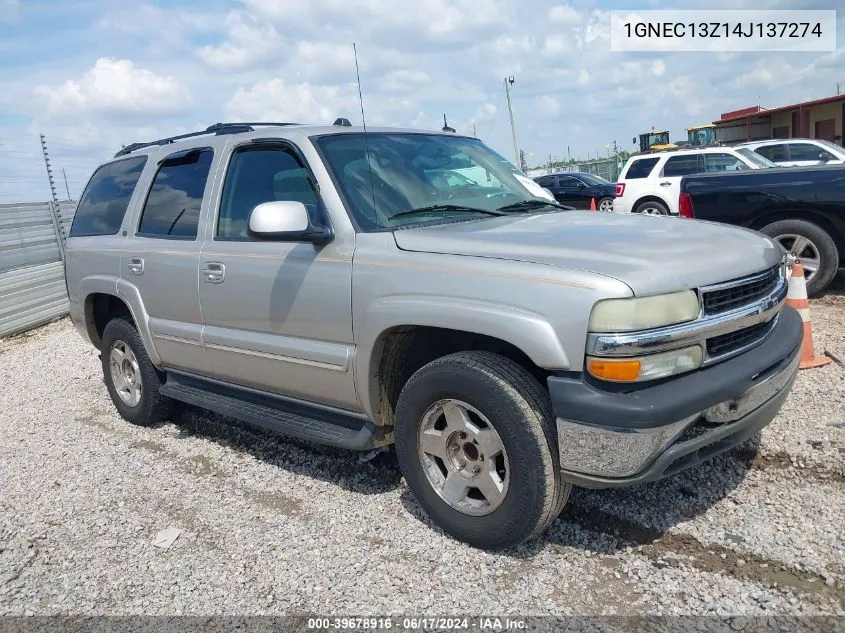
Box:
left=496, top=199, right=571, bottom=212
left=388, top=204, right=507, bottom=221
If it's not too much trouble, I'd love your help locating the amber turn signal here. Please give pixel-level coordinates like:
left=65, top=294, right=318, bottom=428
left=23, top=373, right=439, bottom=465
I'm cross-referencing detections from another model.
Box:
left=586, top=358, right=642, bottom=382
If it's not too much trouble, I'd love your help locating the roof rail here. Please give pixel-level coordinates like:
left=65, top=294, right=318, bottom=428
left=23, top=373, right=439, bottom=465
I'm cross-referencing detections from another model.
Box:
left=114, top=121, right=300, bottom=158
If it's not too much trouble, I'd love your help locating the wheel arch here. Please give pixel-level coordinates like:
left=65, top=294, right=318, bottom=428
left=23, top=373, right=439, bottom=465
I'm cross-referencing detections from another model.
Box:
left=746, top=210, right=845, bottom=266
left=362, top=320, right=563, bottom=430
left=632, top=194, right=672, bottom=214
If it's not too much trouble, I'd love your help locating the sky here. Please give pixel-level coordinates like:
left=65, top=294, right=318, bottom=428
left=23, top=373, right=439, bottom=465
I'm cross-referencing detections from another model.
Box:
left=0, top=0, right=842, bottom=203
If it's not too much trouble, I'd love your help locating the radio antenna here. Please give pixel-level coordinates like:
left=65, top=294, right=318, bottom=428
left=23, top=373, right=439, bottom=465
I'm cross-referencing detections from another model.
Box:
left=353, top=43, right=378, bottom=214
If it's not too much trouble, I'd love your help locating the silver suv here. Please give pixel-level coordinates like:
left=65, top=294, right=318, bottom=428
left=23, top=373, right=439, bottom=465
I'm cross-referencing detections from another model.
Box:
left=65, top=122, right=802, bottom=549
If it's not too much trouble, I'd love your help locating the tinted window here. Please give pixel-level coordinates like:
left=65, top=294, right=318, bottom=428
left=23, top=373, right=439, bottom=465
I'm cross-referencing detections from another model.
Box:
left=314, top=133, right=542, bottom=231
left=535, top=176, right=556, bottom=188
left=755, top=144, right=786, bottom=161
left=69, top=156, right=147, bottom=237
left=137, top=149, right=213, bottom=239
left=702, top=153, right=745, bottom=172
left=217, top=146, right=320, bottom=240
left=624, top=157, right=659, bottom=179
left=662, top=155, right=700, bottom=177
left=788, top=143, right=824, bottom=161
left=557, top=175, right=580, bottom=187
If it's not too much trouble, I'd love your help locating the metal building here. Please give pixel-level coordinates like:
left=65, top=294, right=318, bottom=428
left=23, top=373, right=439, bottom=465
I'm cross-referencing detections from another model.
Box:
left=713, top=94, right=845, bottom=146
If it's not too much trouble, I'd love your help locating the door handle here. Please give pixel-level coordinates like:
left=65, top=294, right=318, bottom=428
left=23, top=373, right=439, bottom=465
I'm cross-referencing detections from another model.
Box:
left=201, top=262, right=225, bottom=284
left=659, top=182, right=672, bottom=187
left=127, top=257, right=144, bottom=275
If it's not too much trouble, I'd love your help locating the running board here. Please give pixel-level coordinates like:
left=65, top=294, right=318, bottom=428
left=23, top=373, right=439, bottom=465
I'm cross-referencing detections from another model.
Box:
left=160, top=373, right=384, bottom=450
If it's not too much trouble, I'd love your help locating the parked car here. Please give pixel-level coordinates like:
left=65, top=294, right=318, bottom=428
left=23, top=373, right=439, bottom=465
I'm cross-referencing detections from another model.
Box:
left=679, top=165, right=845, bottom=296
left=533, top=171, right=616, bottom=211
left=736, top=138, right=845, bottom=167
left=613, top=146, right=776, bottom=216
left=65, top=121, right=801, bottom=550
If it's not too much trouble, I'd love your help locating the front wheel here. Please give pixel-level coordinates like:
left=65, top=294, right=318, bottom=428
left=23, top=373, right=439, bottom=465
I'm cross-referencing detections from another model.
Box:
left=394, top=351, right=570, bottom=549
left=597, top=196, right=614, bottom=212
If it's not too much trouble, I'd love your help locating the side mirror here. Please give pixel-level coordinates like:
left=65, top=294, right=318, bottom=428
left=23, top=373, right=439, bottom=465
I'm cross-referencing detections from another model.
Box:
left=818, top=151, right=833, bottom=162
left=248, top=201, right=332, bottom=244
left=576, top=181, right=587, bottom=188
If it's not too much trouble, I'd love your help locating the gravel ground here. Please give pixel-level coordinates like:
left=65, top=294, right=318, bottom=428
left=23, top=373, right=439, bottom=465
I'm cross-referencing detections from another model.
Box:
left=1, top=278, right=843, bottom=618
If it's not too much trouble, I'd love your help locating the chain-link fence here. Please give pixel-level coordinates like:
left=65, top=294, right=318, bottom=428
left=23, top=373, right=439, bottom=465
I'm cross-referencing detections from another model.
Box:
left=525, top=157, right=622, bottom=182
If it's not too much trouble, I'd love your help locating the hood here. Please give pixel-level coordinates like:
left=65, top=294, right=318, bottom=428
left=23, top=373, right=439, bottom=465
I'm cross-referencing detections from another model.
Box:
left=392, top=211, right=784, bottom=296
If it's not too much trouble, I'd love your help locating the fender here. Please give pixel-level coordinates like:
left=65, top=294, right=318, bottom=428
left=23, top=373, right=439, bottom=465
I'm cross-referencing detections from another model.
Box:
left=113, top=278, right=162, bottom=366
left=355, top=294, right=570, bottom=418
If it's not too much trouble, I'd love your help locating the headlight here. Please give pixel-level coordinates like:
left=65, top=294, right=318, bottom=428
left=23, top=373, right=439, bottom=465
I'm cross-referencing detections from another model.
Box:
left=588, top=290, right=700, bottom=332
left=587, top=345, right=703, bottom=383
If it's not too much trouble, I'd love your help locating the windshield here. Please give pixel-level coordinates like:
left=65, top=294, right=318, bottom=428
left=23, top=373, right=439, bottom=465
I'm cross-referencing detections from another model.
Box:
left=313, top=133, right=555, bottom=230
left=735, top=148, right=778, bottom=168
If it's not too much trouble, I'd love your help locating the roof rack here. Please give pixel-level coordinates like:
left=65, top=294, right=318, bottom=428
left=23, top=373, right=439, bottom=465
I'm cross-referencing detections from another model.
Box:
left=114, top=122, right=300, bottom=158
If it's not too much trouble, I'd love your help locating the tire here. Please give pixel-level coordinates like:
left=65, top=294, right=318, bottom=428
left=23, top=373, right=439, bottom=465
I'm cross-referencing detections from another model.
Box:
left=633, top=199, right=670, bottom=216
left=100, top=316, right=172, bottom=426
left=759, top=219, right=839, bottom=297
left=597, top=196, right=614, bottom=213
left=394, top=351, right=570, bottom=549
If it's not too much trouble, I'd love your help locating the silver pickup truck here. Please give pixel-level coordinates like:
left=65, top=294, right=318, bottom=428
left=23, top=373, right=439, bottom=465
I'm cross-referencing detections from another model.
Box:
left=65, top=122, right=802, bottom=549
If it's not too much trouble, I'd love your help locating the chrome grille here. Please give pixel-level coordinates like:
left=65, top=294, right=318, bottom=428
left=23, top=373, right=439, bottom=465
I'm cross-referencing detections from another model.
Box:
left=701, top=265, right=781, bottom=316
left=706, top=318, right=776, bottom=358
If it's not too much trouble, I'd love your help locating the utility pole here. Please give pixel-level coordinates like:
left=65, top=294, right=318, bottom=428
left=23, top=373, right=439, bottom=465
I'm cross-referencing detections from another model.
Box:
left=473, top=122, right=477, bottom=137
left=62, top=168, right=71, bottom=200
left=503, top=76, right=519, bottom=166
left=837, top=82, right=841, bottom=96
left=40, top=133, right=59, bottom=205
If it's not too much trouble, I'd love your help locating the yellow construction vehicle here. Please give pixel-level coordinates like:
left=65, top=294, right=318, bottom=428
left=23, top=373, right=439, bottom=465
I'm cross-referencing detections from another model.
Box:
left=686, top=123, right=717, bottom=147
left=636, top=130, right=677, bottom=153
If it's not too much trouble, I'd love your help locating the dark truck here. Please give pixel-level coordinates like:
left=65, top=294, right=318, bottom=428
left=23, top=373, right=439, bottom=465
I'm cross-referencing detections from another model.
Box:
left=679, top=165, right=845, bottom=296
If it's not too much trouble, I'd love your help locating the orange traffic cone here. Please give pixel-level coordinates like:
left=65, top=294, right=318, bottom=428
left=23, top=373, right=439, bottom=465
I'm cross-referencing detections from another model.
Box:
left=589, top=197, right=597, bottom=211
left=785, top=261, right=831, bottom=369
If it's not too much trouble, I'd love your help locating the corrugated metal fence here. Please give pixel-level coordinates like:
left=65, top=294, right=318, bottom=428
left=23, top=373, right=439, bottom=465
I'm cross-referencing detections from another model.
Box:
left=0, top=200, right=77, bottom=337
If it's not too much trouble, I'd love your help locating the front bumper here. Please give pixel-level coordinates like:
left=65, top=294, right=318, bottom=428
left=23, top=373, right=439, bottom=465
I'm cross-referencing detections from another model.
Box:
left=550, top=305, right=803, bottom=488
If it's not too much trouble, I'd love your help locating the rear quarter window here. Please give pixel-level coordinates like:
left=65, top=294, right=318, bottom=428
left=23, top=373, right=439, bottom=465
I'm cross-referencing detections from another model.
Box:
left=623, top=157, right=659, bottom=179
left=69, top=156, right=148, bottom=237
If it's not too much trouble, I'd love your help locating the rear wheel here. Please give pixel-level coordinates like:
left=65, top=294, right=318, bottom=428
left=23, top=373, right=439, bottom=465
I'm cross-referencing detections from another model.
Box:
left=394, top=351, right=569, bottom=549
left=759, top=219, right=839, bottom=297
left=100, top=317, right=172, bottom=426
left=634, top=199, right=669, bottom=216
left=597, top=196, right=614, bottom=212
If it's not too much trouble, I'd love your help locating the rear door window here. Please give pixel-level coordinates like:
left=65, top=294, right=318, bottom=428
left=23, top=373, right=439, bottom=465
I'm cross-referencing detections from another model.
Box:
left=662, top=154, right=700, bottom=177
left=69, top=156, right=148, bottom=237
left=624, top=157, right=659, bottom=179
left=137, top=148, right=214, bottom=239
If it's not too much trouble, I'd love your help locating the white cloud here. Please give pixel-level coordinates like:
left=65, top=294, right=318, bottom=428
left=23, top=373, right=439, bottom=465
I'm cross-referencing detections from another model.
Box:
left=378, top=69, right=432, bottom=93
left=197, top=11, right=283, bottom=72
left=3, top=0, right=845, bottom=203
left=549, top=4, right=582, bottom=25
left=224, top=79, right=361, bottom=124
left=243, top=0, right=509, bottom=44
left=534, top=95, right=560, bottom=118
left=33, top=58, right=193, bottom=120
